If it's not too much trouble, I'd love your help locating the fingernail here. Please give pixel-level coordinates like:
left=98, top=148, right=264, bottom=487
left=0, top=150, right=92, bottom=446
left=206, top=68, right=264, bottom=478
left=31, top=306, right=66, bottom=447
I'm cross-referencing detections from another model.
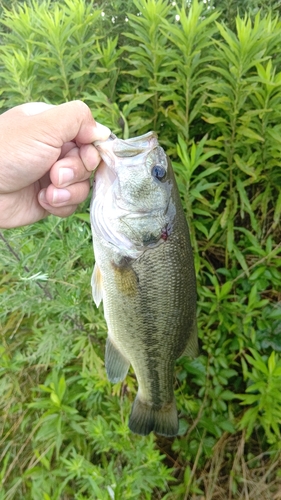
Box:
left=52, top=188, right=71, bottom=203
left=58, top=168, right=74, bottom=185
left=95, top=122, right=111, bottom=140
left=39, top=189, right=47, bottom=203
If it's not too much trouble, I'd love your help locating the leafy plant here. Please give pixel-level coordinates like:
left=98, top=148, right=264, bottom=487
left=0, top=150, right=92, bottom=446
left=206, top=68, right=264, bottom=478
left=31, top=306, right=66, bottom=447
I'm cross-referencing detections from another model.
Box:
left=238, top=349, right=281, bottom=444
left=0, top=0, right=281, bottom=498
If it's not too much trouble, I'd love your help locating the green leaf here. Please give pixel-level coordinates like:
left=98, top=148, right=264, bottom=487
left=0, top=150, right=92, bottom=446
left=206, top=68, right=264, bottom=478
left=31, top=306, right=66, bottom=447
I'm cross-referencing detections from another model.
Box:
left=222, top=281, right=233, bottom=296
left=220, top=390, right=235, bottom=400
left=50, top=392, right=61, bottom=406
left=73, top=213, right=90, bottom=223
left=268, top=351, right=276, bottom=375
left=237, top=127, right=264, bottom=142
left=234, top=154, right=258, bottom=179
left=203, top=115, right=227, bottom=124
left=58, top=375, right=66, bottom=401
left=233, top=246, right=249, bottom=275
left=273, top=191, right=281, bottom=228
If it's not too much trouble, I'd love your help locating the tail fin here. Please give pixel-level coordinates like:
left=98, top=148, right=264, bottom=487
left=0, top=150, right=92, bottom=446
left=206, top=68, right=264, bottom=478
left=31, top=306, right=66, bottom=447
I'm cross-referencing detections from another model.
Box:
left=128, top=396, right=178, bottom=437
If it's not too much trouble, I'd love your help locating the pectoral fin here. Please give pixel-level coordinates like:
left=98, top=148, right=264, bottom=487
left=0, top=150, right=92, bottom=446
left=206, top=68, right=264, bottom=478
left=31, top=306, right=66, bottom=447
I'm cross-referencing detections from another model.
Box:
left=111, top=258, right=139, bottom=297
left=91, top=263, right=103, bottom=307
left=105, top=337, right=130, bottom=383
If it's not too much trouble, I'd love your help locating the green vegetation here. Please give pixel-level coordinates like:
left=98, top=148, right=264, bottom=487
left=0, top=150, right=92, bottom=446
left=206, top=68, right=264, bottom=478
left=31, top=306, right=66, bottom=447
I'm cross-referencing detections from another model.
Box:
left=0, top=0, right=281, bottom=498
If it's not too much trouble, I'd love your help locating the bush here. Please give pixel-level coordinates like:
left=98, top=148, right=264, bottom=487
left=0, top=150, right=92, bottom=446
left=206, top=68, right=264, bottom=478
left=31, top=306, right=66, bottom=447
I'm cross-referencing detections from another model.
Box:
left=0, top=0, right=281, bottom=498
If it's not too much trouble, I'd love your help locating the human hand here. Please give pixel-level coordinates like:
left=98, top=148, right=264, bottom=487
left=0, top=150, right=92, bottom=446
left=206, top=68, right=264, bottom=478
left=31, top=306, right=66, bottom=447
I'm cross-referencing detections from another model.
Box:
left=0, top=100, right=110, bottom=228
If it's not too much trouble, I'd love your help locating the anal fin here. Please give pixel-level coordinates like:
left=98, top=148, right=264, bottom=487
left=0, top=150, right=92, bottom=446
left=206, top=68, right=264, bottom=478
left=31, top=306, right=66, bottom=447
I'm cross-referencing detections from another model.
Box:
left=105, top=337, right=130, bottom=383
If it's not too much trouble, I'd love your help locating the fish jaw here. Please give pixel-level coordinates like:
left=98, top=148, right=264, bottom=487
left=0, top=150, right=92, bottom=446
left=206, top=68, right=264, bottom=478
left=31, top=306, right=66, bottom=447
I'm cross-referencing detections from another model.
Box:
left=94, top=131, right=159, bottom=166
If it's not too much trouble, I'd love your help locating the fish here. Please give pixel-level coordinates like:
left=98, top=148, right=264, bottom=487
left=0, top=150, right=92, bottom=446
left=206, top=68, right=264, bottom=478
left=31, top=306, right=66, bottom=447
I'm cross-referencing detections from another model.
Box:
left=90, top=131, right=198, bottom=437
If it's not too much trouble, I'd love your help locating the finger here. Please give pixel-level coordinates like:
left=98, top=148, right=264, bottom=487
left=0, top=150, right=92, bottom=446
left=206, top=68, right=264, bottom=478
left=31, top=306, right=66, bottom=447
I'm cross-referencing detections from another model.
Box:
left=39, top=171, right=51, bottom=189
left=50, top=152, right=91, bottom=188
left=79, top=144, right=101, bottom=172
left=49, top=145, right=100, bottom=188
left=39, top=202, right=79, bottom=219
left=50, top=145, right=100, bottom=187
left=28, top=100, right=111, bottom=147
left=59, top=141, right=77, bottom=159
left=38, top=179, right=90, bottom=209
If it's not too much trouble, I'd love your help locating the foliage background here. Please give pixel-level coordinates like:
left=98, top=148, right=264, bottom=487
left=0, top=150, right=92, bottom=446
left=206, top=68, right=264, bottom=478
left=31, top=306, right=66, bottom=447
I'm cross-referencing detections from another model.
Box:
left=0, top=0, right=281, bottom=498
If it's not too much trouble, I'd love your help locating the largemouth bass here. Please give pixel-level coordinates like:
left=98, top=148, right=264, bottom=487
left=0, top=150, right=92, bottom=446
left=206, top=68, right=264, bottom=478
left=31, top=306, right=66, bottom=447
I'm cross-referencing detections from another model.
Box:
left=90, top=131, right=198, bottom=437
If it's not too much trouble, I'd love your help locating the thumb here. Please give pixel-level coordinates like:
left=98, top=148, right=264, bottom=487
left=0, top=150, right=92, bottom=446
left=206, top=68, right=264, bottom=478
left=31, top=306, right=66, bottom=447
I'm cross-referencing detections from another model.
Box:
left=21, top=100, right=111, bottom=146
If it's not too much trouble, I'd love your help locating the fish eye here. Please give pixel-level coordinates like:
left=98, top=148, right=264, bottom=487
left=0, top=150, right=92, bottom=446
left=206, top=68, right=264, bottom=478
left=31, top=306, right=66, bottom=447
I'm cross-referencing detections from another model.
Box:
left=151, top=164, right=166, bottom=180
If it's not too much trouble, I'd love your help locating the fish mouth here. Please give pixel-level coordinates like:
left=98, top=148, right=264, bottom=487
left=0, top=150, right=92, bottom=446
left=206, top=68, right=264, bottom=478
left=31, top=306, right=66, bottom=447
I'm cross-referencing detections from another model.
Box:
left=94, top=132, right=158, bottom=158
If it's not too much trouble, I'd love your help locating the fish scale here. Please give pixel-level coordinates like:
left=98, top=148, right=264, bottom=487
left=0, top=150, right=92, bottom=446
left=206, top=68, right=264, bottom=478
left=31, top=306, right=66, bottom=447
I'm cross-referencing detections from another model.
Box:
left=91, top=131, right=198, bottom=436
